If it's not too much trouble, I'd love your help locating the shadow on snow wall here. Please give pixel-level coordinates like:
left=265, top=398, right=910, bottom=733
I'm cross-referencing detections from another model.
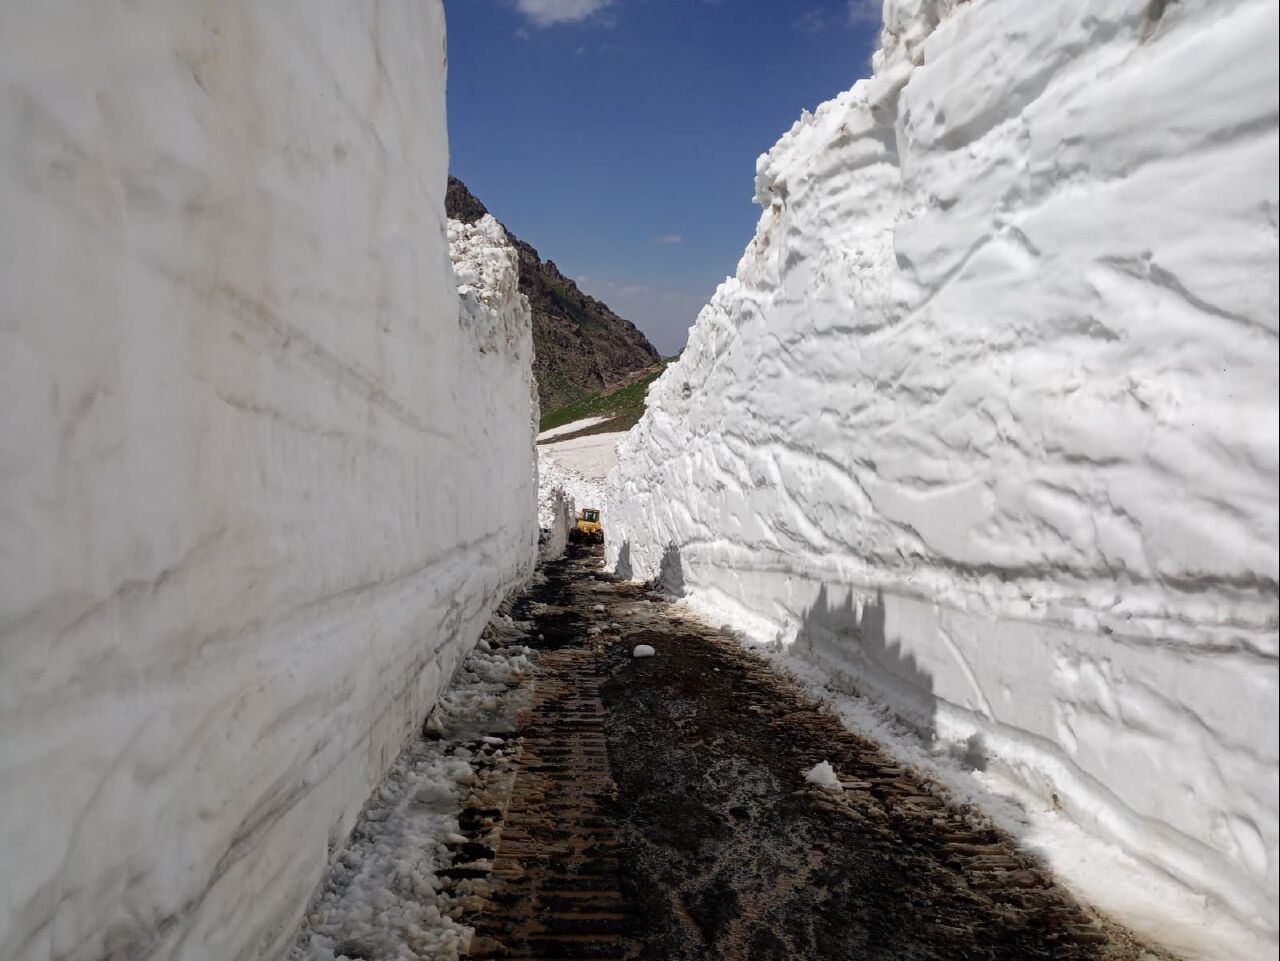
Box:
left=614, top=540, right=633, bottom=582
left=614, top=539, right=987, bottom=772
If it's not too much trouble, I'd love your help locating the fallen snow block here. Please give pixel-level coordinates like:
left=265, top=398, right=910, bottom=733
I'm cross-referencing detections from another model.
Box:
left=632, top=644, right=656, bottom=658
left=804, top=760, right=842, bottom=791
left=593, top=603, right=605, bottom=612
left=422, top=708, right=446, bottom=740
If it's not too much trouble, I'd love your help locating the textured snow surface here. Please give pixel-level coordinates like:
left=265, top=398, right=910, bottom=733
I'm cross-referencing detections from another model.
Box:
left=607, top=0, right=1278, bottom=955
left=0, top=5, right=538, bottom=959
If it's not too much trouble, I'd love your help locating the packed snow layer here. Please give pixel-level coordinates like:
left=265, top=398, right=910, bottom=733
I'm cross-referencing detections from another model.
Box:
left=0, top=5, right=539, bottom=959
left=607, top=0, right=1278, bottom=953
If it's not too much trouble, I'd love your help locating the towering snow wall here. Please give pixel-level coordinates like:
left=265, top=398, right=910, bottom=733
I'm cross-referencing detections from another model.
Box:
left=607, top=0, right=1278, bottom=950
left=0, top=4, right=538, bottom=960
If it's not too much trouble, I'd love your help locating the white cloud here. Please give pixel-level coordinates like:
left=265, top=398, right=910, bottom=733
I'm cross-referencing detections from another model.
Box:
left=794, top=3, right=881, bottom=34
left=848, top=0, right=882, bottom=25
left=515, top=0, right=614, bottom=27
left=654, top=234, right=683, bottom=244
left=793, top=8, right=828, bottom=33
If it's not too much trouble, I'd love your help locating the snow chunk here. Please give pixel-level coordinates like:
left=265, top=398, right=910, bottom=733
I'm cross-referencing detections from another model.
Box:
left=804, top=760, right=842, bottom=791
left=632, top=644, right=656, bottom=658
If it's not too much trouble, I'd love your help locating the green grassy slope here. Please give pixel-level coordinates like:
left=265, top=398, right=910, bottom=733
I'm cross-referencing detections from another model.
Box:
left=538, top=360, right=673, bottom=437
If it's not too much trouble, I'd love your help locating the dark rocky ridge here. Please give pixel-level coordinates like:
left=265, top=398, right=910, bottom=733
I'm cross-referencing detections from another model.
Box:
left=446, top=176, right=661, bottom=414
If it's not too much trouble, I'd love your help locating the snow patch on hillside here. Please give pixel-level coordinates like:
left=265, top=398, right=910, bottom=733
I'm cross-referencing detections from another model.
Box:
left=542, top=431, right=625, bottom=482
left=536, top=428, right=620, bottom=529
left=538, top=415, right=615, bottom=441
left=607, top=0, right=1278, bottom=956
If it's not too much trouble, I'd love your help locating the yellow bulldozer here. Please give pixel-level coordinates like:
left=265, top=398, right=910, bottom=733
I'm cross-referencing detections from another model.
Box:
left=571, top=507, right=604, bottom=544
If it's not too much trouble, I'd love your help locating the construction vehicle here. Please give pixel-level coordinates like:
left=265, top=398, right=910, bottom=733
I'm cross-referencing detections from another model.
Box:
left=571, top=507, right=604, bottom=544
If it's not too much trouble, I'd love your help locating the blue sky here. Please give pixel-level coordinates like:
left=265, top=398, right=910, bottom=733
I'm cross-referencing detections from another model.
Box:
left=445, top=0, right=882, bottom=355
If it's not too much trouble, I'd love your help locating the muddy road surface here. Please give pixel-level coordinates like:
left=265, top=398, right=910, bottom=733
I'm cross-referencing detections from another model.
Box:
left=455, top=544, right=1167, bottom=961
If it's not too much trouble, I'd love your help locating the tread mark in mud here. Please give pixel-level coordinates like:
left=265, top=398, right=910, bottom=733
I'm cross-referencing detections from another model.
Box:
left=467, top=643, right=637, bottom=961
left=451, top=545, right=1169, bottom=961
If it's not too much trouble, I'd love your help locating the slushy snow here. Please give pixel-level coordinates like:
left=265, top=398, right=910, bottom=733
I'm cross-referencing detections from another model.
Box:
left=292, top=613, right=536, bottom=961
left=606, top=1, right=1278, bottom=957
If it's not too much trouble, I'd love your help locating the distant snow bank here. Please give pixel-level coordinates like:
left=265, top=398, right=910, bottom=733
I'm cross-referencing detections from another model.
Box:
left=607, top=1, right=1278, bottom=957
left=536, top=430, right=622, bottom=530
left=543, top=430, right=626, bottom=481
left=0, top=6, right=538, bottom=959
left=538, top=415, right=614, bottom=441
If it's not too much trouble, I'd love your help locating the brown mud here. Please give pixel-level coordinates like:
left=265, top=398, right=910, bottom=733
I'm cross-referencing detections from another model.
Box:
left=453, top=544, right=1170, bottom=961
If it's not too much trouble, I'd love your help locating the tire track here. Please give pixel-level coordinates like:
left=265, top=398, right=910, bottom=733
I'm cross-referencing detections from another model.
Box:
left=447, top=545, right=1171, bottom=961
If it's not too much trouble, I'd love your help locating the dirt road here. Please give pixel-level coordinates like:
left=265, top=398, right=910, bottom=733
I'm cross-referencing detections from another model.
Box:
left=453, top=544, right=1167, bottom=961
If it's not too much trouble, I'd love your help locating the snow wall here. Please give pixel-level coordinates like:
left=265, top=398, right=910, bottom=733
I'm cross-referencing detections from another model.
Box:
left=540, top=490, right=576, bottom=562
left=0, top=5, right=539, bottom=960
left=607, top=0, right=1278, bottom=951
